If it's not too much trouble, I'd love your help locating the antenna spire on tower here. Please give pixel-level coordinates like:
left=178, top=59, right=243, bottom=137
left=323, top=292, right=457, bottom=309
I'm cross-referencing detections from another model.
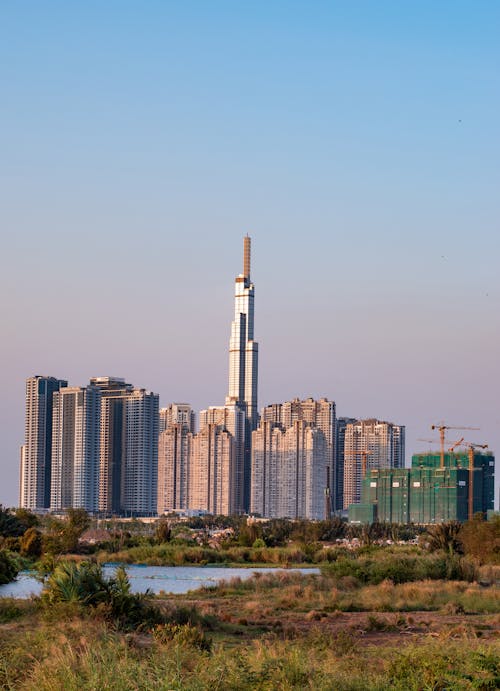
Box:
left=243, top=235, right=251, bottom=279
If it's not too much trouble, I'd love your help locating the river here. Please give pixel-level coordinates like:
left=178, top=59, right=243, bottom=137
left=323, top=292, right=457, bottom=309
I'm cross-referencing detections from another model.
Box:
left=0, top=564, right=320, bottom=599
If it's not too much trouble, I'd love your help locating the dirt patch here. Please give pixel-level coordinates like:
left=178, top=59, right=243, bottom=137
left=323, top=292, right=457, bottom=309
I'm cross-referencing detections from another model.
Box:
left=158, top=595, right=500, bottom=648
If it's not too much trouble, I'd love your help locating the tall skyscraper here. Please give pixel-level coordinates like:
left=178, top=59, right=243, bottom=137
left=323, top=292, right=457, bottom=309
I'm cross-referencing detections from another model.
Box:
left=334, top=417, right=357, bottom=512
left=21, top=376, right=67, bottom=510
left=122, top=388, right=159, bottom=515
left=91, top=377, right=159, bottom=515
left=92, top=377, right=134, bottom=514
left=199, top=404, right=246, bottom=512
left=157, top=404, right=195, bottom=514
left=251, top=398, right=336, bottom=519
left=343, top=419, right=405, bottom=508
left=225, top=236, right=258, bottom=510
left=50, top=385, right=101, bottom=512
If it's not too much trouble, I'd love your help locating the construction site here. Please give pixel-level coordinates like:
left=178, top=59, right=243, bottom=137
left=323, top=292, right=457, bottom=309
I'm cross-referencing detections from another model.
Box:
left=349, top=425, right=495, bottom=524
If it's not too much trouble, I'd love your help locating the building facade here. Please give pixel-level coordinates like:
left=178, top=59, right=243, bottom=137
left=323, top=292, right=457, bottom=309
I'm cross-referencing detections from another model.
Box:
left=334, top=417, right=356, bottom=513
left=225, top=236, right=258, bottom=511
left=20, top=376, right=67, bottom=510
left=121, top=388, right=159, bottom=515
left=188, top=423, right=235, bottom=515
left=91, top=377, right=134, bottom=514
left=199, top=404, right=245, bottom=513
left=91, top=377, right=159, bottom=515
left=343, top=419, right=405, bottom=508
left=157, top=404, right=194, bottom=514
left=159, top=404, right=195, bottom=433
left=349, top=451, right=495, bottom=524
left=50, top=385, right=101, bottom=512
left=251, top=398, right=335, bottom=520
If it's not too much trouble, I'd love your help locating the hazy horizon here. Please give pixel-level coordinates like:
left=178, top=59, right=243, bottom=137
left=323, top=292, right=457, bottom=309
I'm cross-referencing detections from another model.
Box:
left=1, top=2, right=499, bottom=508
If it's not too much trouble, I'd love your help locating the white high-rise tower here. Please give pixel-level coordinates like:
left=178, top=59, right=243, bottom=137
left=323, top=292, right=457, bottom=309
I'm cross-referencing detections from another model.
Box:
left=226, top=236, right=258, bottom=510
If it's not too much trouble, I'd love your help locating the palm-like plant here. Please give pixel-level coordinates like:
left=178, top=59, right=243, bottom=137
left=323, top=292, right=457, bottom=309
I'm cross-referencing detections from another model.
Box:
left=421, top=522, right=463, bottom=556
left=41, top=561, right=158, bottom=629
left=42, top=561, right=107, bottom=605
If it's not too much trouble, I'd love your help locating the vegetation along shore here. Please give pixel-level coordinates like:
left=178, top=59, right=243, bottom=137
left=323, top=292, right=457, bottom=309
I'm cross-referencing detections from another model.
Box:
left=0, top=507, right=499, bottom=689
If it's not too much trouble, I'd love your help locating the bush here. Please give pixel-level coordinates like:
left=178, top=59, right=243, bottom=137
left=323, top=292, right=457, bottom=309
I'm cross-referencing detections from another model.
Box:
left=461, top=515, right=500, bottom=565
left=0, top=550, right=19, bottom=584
left=0, top=506, right=25, bottom=538
left=321, top=552, right=477, bottom=586
left=252, top=538, right=266, bottom=549
left=152, top=623, right=211, bottom=651
left=421, top=522, right=463, bottom=555
left=155, top=521, right=171, bottom=544
left=20, top=527, right=43, bottom=559
left=41, top=561, right=163, bottom=630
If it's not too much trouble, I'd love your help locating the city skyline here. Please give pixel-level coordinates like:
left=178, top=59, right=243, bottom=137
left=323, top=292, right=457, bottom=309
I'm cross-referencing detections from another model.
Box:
left=2, top=3, right=499, bottom=508
left=10, top=228, right=500, bottom=510
left=17, top=240, right=416, bottom=519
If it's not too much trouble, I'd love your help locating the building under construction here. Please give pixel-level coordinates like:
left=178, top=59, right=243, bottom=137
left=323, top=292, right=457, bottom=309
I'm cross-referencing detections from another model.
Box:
left=349, top=451, right=495, bottom=524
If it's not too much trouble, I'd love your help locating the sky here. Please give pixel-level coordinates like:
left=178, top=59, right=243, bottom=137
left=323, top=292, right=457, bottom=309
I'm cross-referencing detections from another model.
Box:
left=1, top=1, right=499, bottom=508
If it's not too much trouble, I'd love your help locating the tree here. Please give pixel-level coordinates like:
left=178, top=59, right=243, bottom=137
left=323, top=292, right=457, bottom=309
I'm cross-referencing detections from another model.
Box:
left=261, top=519, right=293, bottom=547
left=14, top=508, right=39, bottom=531
left=421, top=522, right=463, bottom=556
left=316, top=518, right=346, bottom=541
left=155, top=520, right=171, bottom=544
left=41, top=509, right=91, bottom=555
left=59, top=508, right=91, bottom=552
left=460, top=515, right=500, bottom=565
left=20, top=527, right=43, bottom=559
left=238, top=523, right=261, bottom=547
left=0, top=505, right=25, bottom=538
left=0, top=550, right=19, bottom=584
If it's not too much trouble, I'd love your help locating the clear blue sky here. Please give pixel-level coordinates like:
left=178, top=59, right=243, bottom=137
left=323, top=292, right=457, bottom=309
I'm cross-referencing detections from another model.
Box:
left=1, top=1, right=499, bottom=507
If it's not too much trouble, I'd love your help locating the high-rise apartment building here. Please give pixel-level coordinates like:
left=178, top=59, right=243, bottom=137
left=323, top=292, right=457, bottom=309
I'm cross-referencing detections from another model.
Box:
left=251, top=398, right=335, bottom=519
left=91, top=377, right=159, bottom=515
left=334, top=417, right=356, bottom=512
left=122, top=388, right=159, bottom=515
left=50, top=385, right=101, bottom=512
left=188, top=423, right=235, bottom=515
left=225, top=236, right=258, bottom=511
left=343, top=419, right=405, bottom=508
left=199, top=404, right=245, bottom=512
left=92, top=377, right=134, bottom=514
left=159, top=404, right=195, bottom=433
left=21, top=376, right=67, bottom=510
left=157, top=404, right=195, bottom=514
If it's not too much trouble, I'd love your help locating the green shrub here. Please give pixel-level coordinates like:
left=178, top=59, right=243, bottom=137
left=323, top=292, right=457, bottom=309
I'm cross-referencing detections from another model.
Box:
left=0, top=598, right=21, bottom=623
left=20, top=527, right=43, bottom=559
left=321, top=552, right=477, bottom=586
left=41, top=561, right=163, bottom=630
left=0, top=505, right=26, bottom=538
left=152, top=623, right=211, bottom=651
left=252, top=538, right=266, bottom=548
left=0, top=549, right=19, bottom=584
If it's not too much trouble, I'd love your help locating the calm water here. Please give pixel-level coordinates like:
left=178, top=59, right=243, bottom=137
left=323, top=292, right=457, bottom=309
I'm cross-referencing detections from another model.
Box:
left=0, top=565, right=319, bottom=599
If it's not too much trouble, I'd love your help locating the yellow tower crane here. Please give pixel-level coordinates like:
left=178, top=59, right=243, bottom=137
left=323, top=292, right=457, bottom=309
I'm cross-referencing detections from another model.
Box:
left=431, top=424, right=479, bottom=469
left=448, top=439, right=488, bottom=521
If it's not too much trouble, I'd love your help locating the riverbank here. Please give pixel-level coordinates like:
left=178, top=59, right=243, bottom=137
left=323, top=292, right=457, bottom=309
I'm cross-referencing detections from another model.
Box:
left=1, top=568, right=498, bottom=689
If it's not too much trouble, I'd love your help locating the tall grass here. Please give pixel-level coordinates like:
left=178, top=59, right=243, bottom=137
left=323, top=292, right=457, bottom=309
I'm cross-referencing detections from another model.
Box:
left=1, top=615, right=498, bottom=690
left=96, top=543, right=315, bottom=566
left=197, top=570, right=500, bottom=614
left=321, top=552, right=477, bottom=585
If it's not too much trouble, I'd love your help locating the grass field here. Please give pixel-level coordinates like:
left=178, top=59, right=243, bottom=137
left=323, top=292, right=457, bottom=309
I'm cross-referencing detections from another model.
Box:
left=1, top=562, right=499, bottom=690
